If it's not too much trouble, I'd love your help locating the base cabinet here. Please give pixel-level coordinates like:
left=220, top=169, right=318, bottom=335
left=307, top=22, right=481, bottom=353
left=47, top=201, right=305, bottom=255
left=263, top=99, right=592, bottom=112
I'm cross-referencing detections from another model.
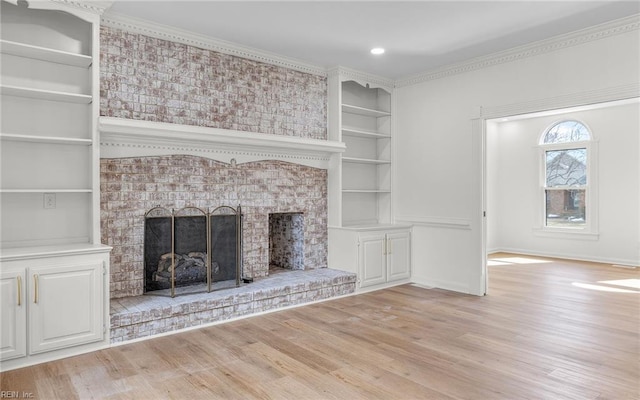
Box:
left=360, top=230, right=411, bottom=288
left=329, top=225, right=411, bottom=290
left=29, top=262, right=104, bottom=355
left=0, top=269, right=27, bottom=361
left=386, top=231, right=411, bottom=282
left=359, top=234, right=387, bottom=287
left=0, top=246, right=110, bottom=371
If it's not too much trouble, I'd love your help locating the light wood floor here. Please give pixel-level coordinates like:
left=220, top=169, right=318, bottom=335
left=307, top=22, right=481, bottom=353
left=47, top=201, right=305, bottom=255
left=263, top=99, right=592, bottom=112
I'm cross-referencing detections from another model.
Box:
left=2, top=254, right=638, bottom=399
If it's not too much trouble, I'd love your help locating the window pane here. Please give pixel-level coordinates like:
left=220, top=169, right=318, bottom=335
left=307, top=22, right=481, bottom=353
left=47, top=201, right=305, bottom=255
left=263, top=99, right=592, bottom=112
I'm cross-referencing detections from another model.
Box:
left=546, top=148, right=587, bottom=187
left=543, top=121, right=590, bottom=144
left=545, top=189, right=586, bottom=227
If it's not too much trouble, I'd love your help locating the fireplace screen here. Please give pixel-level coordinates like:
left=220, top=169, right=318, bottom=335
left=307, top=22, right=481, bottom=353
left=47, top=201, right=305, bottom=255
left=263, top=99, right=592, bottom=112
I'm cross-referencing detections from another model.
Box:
left=144, top=205, right=242, bottom=297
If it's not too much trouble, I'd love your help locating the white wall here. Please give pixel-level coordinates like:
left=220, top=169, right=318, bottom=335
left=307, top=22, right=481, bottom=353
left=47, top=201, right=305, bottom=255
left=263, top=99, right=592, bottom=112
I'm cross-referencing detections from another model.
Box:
left=487, top=103, right=639, bottom=266
left=395, top=21, right=640, bottom=294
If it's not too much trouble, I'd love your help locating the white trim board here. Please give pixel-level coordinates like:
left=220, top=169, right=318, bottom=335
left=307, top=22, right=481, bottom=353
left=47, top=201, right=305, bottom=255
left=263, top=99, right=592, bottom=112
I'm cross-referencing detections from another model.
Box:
left=489, top=248, right=639, bottom=268
left=327, top=66, right=394, bottom=91
left=99, top=117, right=345, bottom=169
left=410, top=276, right=471, bottom=295
left=395, top=215, right=471, bottom=230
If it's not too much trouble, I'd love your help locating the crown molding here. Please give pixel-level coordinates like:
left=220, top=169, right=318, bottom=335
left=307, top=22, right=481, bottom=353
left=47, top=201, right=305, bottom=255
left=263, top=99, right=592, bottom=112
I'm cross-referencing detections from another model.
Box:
left=397, top=14, right=640, bottom=88
left=328, top=66, right=395, bottom=90
left=101, top=12, right=327, bottom=77
left=99, top=117, right=345, bottom=169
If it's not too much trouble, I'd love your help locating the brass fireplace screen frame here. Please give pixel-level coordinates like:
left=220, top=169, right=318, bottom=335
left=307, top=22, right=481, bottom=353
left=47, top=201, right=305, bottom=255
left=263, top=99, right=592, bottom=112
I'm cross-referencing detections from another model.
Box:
left=144, top=205, right=243, bottom=298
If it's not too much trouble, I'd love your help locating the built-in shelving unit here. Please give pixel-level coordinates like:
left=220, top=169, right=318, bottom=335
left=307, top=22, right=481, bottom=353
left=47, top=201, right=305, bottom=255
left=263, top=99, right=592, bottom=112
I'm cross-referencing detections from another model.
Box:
left=0, top=0, right=111, bottom=373
left=328, top=72, right=394, bottom=227
left=327, top=68, right=411, bottom=290
left=0, top=0, right=100, bottom=249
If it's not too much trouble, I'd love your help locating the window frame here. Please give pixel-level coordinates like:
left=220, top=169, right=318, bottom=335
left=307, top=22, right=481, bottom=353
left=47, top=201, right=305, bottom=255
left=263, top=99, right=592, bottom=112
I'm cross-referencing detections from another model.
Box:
left=536, top=119, right=599, bottom=239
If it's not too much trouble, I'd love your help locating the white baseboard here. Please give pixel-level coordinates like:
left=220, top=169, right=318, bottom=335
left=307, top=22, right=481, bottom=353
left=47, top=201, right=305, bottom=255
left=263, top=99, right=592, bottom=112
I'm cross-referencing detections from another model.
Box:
left=410, top=276, right=471, bottom=294
left=490, top=247, right=639, bottom=267
left=355, top=279, right=411, bottom=294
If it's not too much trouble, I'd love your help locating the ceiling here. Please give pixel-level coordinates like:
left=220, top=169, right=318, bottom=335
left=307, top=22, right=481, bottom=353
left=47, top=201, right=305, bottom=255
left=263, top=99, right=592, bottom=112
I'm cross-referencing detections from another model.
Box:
left=106, top=1, right=640, bottom=79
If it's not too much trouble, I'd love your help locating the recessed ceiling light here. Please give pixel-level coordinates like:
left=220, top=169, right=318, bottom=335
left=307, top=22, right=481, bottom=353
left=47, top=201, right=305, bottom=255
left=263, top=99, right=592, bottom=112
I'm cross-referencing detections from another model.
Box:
left=370, top=47, right=385, bottom=55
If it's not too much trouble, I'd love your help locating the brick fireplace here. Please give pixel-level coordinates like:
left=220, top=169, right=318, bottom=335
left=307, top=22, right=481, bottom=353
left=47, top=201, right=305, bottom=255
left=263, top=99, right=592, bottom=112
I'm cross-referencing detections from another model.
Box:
left=98, top=115, right=353, bottom=342
left=101, top=154, right=328, bottom=299
left=98, top=25, right=352, bottom=343
left=99, top=120, right=355, bottom=343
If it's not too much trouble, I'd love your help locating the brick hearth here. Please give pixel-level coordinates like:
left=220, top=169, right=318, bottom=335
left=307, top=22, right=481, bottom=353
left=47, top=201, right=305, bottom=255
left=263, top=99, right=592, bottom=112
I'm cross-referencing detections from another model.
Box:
left=110, top=268, right=356, bottom=343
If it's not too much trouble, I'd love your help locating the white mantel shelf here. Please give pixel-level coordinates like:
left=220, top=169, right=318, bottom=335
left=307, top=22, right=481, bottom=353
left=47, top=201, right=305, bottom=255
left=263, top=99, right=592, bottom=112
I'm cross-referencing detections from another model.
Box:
left=99, top=117, right=345, bottom=168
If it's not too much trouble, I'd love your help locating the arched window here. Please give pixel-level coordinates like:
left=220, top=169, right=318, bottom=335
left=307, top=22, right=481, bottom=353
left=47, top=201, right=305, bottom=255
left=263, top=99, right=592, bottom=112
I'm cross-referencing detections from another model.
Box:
left=540, top=120, right=592, bottom=229
left=542, top=120, right=591, bottom=144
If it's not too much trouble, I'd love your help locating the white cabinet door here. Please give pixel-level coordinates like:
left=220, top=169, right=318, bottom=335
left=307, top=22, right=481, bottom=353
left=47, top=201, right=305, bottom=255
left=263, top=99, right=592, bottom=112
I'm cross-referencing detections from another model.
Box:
left=387, top=231, right=411, bottom=282
left=29, top=262, right=103, bottom=354
left=359, top=233, right=387, bottom=288
left=0, top=269, right=27, bottom=361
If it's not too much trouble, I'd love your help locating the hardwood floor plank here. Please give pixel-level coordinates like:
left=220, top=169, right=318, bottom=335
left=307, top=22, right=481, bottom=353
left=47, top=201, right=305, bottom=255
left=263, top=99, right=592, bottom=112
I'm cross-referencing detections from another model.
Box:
left=260, top=375, right=326, bottom=400
left=1, top=253, right=637, bottom=399
left=210, top=361, right=279, bottom=399
left=243, top=320, right=342, bottom=373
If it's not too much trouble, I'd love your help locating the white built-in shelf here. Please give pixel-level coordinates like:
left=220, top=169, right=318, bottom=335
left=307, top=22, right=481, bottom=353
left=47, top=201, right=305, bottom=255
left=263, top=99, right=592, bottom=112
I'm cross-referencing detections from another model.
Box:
left=0, top=85, right=92, bottom=104
left=342, top=189, right=391, bottom=193
left=342, top=126, right=390, bottom=139
left=0, top=40, right=92, bottom=68
left=342, top=104, right=391, bottom=118
left=342, top=156, right=391, bottom=165
left=0, top=133, right=92, bottom=145
left=0, top=189, right=93, bottom=193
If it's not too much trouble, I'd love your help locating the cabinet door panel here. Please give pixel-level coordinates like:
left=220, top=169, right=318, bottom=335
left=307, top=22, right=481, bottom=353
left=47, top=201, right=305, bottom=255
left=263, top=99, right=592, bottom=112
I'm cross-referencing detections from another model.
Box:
left=359, top=234, right=386, bottom=287
left=29, top=263, right=103, bottom=354
left=387, top=231, right=411, bottom=282
left=0, top=270, right=27, bottom=361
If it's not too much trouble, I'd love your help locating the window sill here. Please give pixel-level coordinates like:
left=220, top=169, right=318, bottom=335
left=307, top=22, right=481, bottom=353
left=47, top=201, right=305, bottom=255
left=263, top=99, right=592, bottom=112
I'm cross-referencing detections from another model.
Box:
left=532, top=228, right=599, bottom=241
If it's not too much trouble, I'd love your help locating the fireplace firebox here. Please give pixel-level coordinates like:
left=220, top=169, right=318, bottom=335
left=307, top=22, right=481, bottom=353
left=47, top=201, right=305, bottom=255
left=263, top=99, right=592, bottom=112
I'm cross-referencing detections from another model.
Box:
left=144, top=205, right=242, bottom=297
left=269, top=212, right=304, bottom=270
